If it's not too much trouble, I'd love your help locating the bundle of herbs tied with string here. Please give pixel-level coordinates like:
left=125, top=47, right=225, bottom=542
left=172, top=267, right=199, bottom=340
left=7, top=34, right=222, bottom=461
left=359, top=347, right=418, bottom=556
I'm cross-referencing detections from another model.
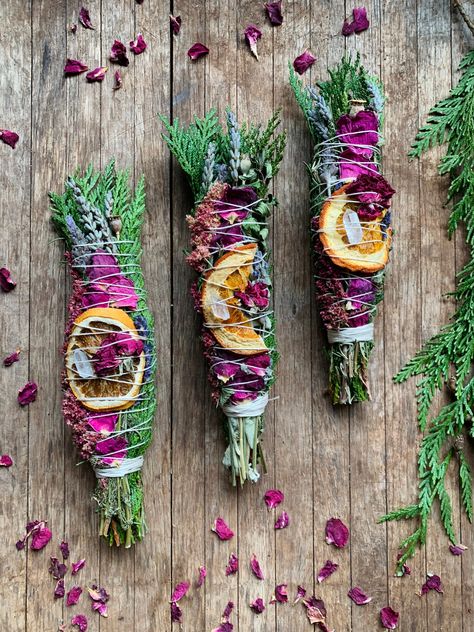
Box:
left=291, top=56, right=395, bottom=405
left=162, top=109, right=285, bottom=485
left=51, top=161, right=156, bottom=546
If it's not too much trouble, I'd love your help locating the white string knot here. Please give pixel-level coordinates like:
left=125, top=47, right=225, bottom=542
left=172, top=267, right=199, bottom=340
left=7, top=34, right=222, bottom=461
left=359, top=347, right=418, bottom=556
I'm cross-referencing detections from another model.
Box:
left=327, top=322, right=374, bottom=344
left=222, top=392, right=269, bottom=417
left=94, top=455, right=144, bottom=478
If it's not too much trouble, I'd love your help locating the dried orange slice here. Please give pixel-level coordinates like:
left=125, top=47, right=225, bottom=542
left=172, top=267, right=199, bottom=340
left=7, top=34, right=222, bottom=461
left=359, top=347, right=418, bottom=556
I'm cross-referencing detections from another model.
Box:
left=201, top=243, right=268, bottom=356
left=66, top=307, right=145, bottom=411
left=319, top=183, right=392, bottom=273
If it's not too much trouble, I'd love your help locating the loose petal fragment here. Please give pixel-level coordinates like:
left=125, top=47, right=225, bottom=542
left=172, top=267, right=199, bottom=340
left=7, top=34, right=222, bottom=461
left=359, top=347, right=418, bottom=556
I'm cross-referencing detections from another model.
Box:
left=0, top=267, right=16, bottom=292
left=18, top=381, right=38, bottom=406
left=264, top=488, right=284, bottom=509
left=197, top=565, right=207, bottom=586
left=69, top=23, right=77, bottom=34
left=113, top=70, right=122, bottom=91
left=264, top=1, right=283, bottom=25
left=250, top=554, right=264, bottom=580
left=60, top=540, right=70, bottom=559
left=49, top=556, right=67, bottom=579
left=270, top=583, right=288, bottom=604
left=4, top=350, right=20, bottom=366
left=293, top=50, right=316, bottom=75
left=0, top=130, right=19, bottom=149
left=250, top=597, right=265, bottom=614
left=79, top=7, right=94, bottom=29
left=380, top=606, right=399, bottom=629
left=188, top=42, right=209, bottom=60
left=72, top=614, right=88, bottom=631
left=91, top=602, right=108, bottom=617
left=86, top=67, right=108, bottom=82
left=450, top=543, right=467, bottom=556
left=317, top=560, right=339, bottom=583
left=420, top=573, right=443, bottom=596
left=67, top=586, right=83, bottom=606
left=244, top=24, right=262, bottom=60
left=170, top=581, right=190, bottom=603
left=293, top=585, right=306, bottom=604
left=130, top=33, right=147, bottom=55
left=55, top=579, right=65, bottom=599
left=342, top=7, right=369, bottom=36
left=170, top=14, right=182, bottom=35
left=325, top=517, right=349, bottom=548
left=171, top=601, right=183, bottom=623
left=274, top=511, right=290, bottom=530
left=212, top=517, right=234, bottom=540
left=226, top=553, right=239, bottom=576
left=0, top=454, right=13, bottom=467
left=30, top=522, right=51, bottom=550
left=348, top=586, right=372, bottom=605
left=72, top=558, right=86, bottom=575
left=109, top=40, right=129, bottom=66
left=64, top=59, right=89, bottom=76
left=222, top=601, right=234, bottom=620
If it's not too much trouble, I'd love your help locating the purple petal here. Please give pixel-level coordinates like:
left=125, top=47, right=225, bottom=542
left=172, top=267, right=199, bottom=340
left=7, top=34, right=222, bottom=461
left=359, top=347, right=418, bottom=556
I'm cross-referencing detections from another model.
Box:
left=18, top=381, right=38, bottom=406
left=264, top=488, right=284, bottom=509
left=188, top=42, right=209, bottom=61
left=325, top=517, right=349, bottom=548
left=270, top=583, right=288, bottom=604
left=72, top=558, right=86, bottom=575
left=250, top=597, right=265, bottom=613
left=64, top=58, right=89, bottom=76
left=0, top=130, right=20, bottom=149
left=60, top=540, right=70, bottom=559
left=225, top=553, right=239, bottom=576
left=0, top=267, right=16, bottom=291
left=0, top=454, right=13, bottom=467
left=293, top=585, right=306, bottom=604
left=171, top=601, right=183, bottom=623
left=317, top=560, right=339, bottom=583
left=348, top=586, right=372, bottom=605
left=79, top=7, right=94, bottom=29
left=170, top=14, right=182, bottom=35
left=4, top=350, right=20, bottom=366
left=250, top=554, right=264, bottom=580
left=71, top=614, right=88, bottom=631
left=380, top=606, right=399, bottom=629
left=130, top=33, right=147, bottom=55
left=109, top=40, right=129, bottom=66
left=30, top=523, right=51, bottom=550
left=54, top=579, right=65, bottom=599
left=450, top=543, right=467, bottom=556
left=86, top=66, right=108, bottom=82
left=420, top=574, right=443, bottom=596
left=293, top=50, right=316, bottom=75
left=212, top=517, right=234, bottom=540
left=49, top=556, right=67, bottom=579
left=244, top=24, right=262, bottom=60
left=113, top=70, right=123, bottom=91
left=342, top=6, right=370, bottom=36
left=274, top=511, right=289, bottom=530
left=170, top=581, right=189, bottom=603
left=264, top=1, right=283, bottom=26
left=197, top=565, right=207, bottom=587
left=66, top=586, right=83, bottom=607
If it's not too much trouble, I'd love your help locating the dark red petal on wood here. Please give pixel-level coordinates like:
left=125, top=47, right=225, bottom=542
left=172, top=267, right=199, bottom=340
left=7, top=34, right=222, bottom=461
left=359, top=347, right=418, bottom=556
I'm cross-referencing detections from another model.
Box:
left=3, top=350, right=20, bottom=366
left=0, top=267, right=17, bottom=291
left=130, top=33, right=147, bottom=55
left=317, top=560, right=339, bottom=583
left=293, top=50, right=316, bottom=75
left=264, top=1, right=283, bottom=26
left=18, top=381, right=37, bottom=406
left=86, top=67, right=108, bottom=82
left=212, top=517, right=234, bottom=540
left=79, top=7, right=94, bottom=29
left=170, top=14, right=182, bottom=35
left=0, top=130, right=19, bottom=148
left=188, top=42, right=209, bottom=60
left=64, top=59, right=89, bottom=76
left=0, top=454, right=13, bottom=467
left=325, top=517, right=349, bottom=548
left=380, top=606, right=399, bottom=629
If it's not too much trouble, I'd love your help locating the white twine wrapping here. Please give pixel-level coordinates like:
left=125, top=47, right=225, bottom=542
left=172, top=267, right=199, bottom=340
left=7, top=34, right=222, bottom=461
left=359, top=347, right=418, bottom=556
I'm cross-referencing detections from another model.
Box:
left=327, top=322, right=374, bottom=344
left=94, top=455, right=144, bottom=478
left=222, top=392, right=269, bottom=417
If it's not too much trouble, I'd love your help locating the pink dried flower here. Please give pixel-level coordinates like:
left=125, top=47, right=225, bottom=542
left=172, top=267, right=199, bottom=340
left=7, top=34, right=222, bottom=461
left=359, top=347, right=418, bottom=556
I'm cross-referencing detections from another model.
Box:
left=0, top=130, right=19, bottom=149
left=86, top=66, right=108, bottom=82
left=293, top=50, right=316, bottom=74
left=264, top=488, right=284, bottom=509
left=60, top=540, right=69, bottom=559
left=250, top=554, right=264, bottom=580
left=188, top=42, right=209, bottom=60
left=226, top=553, right=239, bottom=576
left=18, top=381, right=37, bottom=406
left=170, top=14, right=182, bottom=35
left=130, top=33, right=147, bottom=55
left=212, top=517, right=234, bottom=540
left=293, top=585, right=306, bottom=604
left=244, top=24, right=262, bottom=60
left=79, top=7, right=94, bottom=29
left=265, top=1, right=283, bottom=26
left=72, top=558, right=86, bottom=575
left=197, top=565, right=207, bottom=587
left=270, top=583, right=288, bottom=604
left=274, top=511, right=289, bottom=530
left=250, top=597, right=265, bottom=613
left=171, top=601, right=183, bottom=623
left=170, top=581, right=190, bottom=603
left=342, top=7, right=369, bottom=36
left=380, top=606, right=399, bottom=629
left=325, top=517, right=349, bottom=548
left=450, top=543, right=467, bottom=556
left=0, top=267, right=16, bottom=291
left=4, top=350, right=20, bottom=366
left=419, top=573, right=443, bottom=596
left=0, top=454, right=13, bottom=467
left=109, top=40, right=129, bottom=66
left=64, top=59, right=89, bottom=76
left=113, top=70, right=122, bottom=90
left=31, top=522, right=52, bottom=549
left=348, top=586, right=372, bottom=605
left=72, top=614, right=88, bottom=631
left=67, top=586, right=83, bottom=606
left=317, top=560, right=338, bottom=583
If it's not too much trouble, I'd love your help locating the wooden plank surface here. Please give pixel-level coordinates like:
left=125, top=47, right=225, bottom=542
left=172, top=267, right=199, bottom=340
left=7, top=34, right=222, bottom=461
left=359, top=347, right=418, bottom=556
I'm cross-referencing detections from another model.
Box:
left=0, top=1, right=472, bottom=630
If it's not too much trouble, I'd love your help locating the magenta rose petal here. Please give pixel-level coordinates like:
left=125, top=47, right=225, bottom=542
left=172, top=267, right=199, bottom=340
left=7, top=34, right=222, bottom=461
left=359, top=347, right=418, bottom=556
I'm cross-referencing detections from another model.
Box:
left=188, top=42, right=209, bottom=60
left=274, top=511, right=290, bottom=530
left=18, top=381, right=38, bottom=406
left=348, top=586, right=372, bottom=605
left=270, top=583, right=288, bottom=604
left=72, top=558, right=86, bottom=575
left=91, top=602, right=108, bottom=617
left=264, top=1, right=283, bottom=25
left=0, top=130, right=19, bottom=149
left=342, top=7, right=369, bottom=36
left=64, top=58, right=89, bottom=76
left=212, top=517, right=234, bottom=540
left=109, top=40, right=129, bottom=66
left=250, top=554, right=264, bottom=580
left=113, top=70, right=122, bottom=91
left=30, top=522, right=52, bottom=549
left=419, top=573, right=443, bottom=596
left=79, top=7, right=94, bottom=29
left=4, top=350, right=20, bottom=366
left=250, top=597, right=265, bottom=614
left=293, top=50, right=316, bottom=75
left=0, top=267, right=17, bottom=291
left=226, top=552, right=239, bottom=576
left=450, top=543, right=468, bottom=556
left=170, top=581, right=190, bottom=603
left=130, top=33, right=147, bottom=55
left=54, top=579, right=65, bottom=599
left=197, top=565, right=207, bottom=587
left=380, top=606, right=399, bottom=629
left=171, top=601, right=183, bottom=623
left=49, top=556, right=67, bottom=579
left=60, top=540, right=70, bottom=559
left=222, top=601, right=234, bottom=620
left=72, top=614, right=88, bottom=631
left=0, top=454, right=13, bottom=467
left=264, top=488, right=284, bottom=509
left=293, top=585, right=306, bottom=604
left=317, top=560, right=339, bottom=583
left=170, top=14, right=182, bottom=35
left=67, top=586, right=83, bottom=607
left=244, top=24, right=262, bottom=60
left=325, top=517, right=349, bottom=548
left=86, top=66, right=108, bottom=82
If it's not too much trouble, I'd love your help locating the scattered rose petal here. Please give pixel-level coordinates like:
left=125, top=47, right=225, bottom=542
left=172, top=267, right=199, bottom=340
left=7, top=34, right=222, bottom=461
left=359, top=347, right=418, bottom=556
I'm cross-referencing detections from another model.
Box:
left=380, top=606, right=399, bottom=629
left=325, top=517, right=349, bottom=548
left=304, top=596, right=327, bottom=617
left=109, top=40, right=129, bottom=66
left=130, top=33, right=147, bottom=55
left=79, top=7, right=94, bottom=29
left=170, top=581, right=190, bottom=603
left=91, top=602, right=108, bottom=617
left=317, top=560, right=339, bottom=583
left=250, top=597, right=265, bottom=614
left=306, top=604, right=326, bottom=625
left=0, top=454, right=13, bottom=467
left=348, top=586, right=372, bottom=605
left=70, top=23, right=77, bottom=34
left=265, top=1, right=283, bottom=25
left=212, top=625, right=233, bottom=632
left=4, top=350, right=20, bottom=366
left=60, top=540, right=69, bottom=559
left=88, top=584, right=109, bottom=609
left=72, top=558, right=86, bottom=575
left=226, top=552, right=239, bottom=576
left=264, top=489, right=284, bottom=509
left=342, top=7, right=370, bottom=36
left=18, top=381, right=37, bottom=406
left=72, top=614, right=88, bottom=631
left=86, top=67, right=108, bottom=82
left=293, top=585, right=306, bottom=604
left=244, top=24, right=262, bottom=60
left=49, top=557, right=67, bottom=580
left=67, top=586, right=83, bottom=607
left=274, top=511, right=289, bottom=530
left=293, top=50, right=316, bottom=75
left=113, top=70, right=122, bottom=91
left=171, top=601, right=183, bottom=623
left=270, top=583, right=288, bottom=604
left=31, top=522, right=52, bottom=549
left=55, top=579, right=65, bottom=599
left=419, top=573, right=443, bottom=596
left=197, top=565, right=207, bottom=587
left=212, top=517, right=234, bottom=540
left=64, top=59, right=89, bottom=76
left=222, top=601, right=234, bottom=621
left=188, top=42, right=209, bottom=60
left=250, top=554, right=264, bottom=580
left=450, top=543, right=468, bottom=556
left=0, top=130, right=19, bottom=149
left=170, top=14, right=182, bottom=35
left=0, top=267, right=16, bottom=292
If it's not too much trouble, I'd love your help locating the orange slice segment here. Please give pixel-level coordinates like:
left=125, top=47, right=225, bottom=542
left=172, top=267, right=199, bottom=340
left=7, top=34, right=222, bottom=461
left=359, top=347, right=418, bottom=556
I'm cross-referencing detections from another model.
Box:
left=319, top=183, right=392, bottom=273
left=66, top=307, right=145, bottom=411
left=201, top=243, right=268, bottom=356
